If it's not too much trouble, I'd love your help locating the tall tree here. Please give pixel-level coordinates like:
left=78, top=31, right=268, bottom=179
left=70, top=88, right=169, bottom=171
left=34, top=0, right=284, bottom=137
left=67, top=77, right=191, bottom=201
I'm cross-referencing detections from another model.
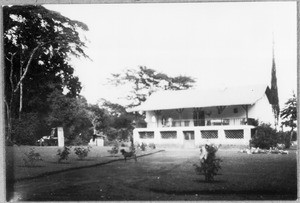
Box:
left=3, top=5, right=89, bottom=141
left=108, top=66, right=196, bottom=107
left=270, top=47, right=280, bottom=127
left=280, top=93, right=297, bottom=140
left=101, top=99, right=138, bottom=141
left=46, top=90, right=94, bottom=144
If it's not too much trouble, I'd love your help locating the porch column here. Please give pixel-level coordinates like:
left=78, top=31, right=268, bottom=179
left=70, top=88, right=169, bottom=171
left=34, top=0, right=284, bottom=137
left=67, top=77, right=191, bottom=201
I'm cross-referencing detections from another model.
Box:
left=242, top=105, right=249, bottom=125
left=154, top=110, right=162, bottom=127
left=176, top=108, right=184, bottom=126
left=193, top=108, right=202, bottom=126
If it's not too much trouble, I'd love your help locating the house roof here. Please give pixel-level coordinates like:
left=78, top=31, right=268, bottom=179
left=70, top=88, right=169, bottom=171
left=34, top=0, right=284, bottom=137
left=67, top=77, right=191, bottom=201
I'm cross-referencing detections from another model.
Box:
left=128, top=84, right=270, bottom=112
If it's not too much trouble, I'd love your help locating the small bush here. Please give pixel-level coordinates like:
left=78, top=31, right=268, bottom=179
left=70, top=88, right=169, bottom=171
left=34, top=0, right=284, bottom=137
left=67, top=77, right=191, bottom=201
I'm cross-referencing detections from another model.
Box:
left=74, top=146, right=91, bottom=160
left=250, top=123, right=278, bottom=149
left=194, top=144, right=222, bottom=182
left=140, top=143, right=147, bottom=151
left=57, top=146, right=71, bottom=163
left=129, top=142, right=136, bottom=153
left=276, top=131, right=292, bottom=149
left=23, top=148, right=43, bottom=167
left=148, top=143, right=156, bottom=149
left=12, top=113, right=51, bottom=145
left=107, top=141, right=119, bottom=156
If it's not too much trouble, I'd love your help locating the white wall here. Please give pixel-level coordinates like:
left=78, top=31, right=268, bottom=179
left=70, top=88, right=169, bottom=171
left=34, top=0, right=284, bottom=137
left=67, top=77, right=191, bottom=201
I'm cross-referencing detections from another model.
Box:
left=248, top=94, right=275, bottom=126
left=144, top=94, right=274, bottom=127
left=133, top=125, right=254, bottom=147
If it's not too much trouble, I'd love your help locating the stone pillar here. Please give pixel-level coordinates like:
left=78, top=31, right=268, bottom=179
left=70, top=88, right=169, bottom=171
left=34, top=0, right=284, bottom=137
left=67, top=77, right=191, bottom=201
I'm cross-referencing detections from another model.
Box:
left=177, top=130, right=184, bottom=145
left=195, top=129, right=201, bottom=147
left=243, top=128, right=252, bottom=145
left=57, top=127, right=64, bottom=147
left=218, top=129, right=226, bottom=145
left=154, top=129, right=160, bottom=144
left=133, top=129, right=139, bottom=144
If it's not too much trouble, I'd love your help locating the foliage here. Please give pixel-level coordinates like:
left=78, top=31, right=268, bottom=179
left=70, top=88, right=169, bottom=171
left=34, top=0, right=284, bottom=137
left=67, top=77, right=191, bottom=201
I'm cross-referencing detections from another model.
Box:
left=194, top=144, right=221, bottom=182
left=250, top=123, right=288, bottom=149
left=74, top=146, right=91, bottom=160
left=108, top=66, right=196, bottom=107
left=107, top=141, right=119, bottom=156
left=68, top=132, right=91, bottom=146
left=23, top=148, right=43, bottom=167
left=101, top=99, right=136, bottom=141
left=57, top=146, right=71, bottom=163
left=148, top=143, right=156, bottom=149
left=11, top=112, right=50, bottom=145
left=250, top=123, right=278, bottom=149
left=129, top=142, right=136, bottom=152
left=46, top=90, right=94, bottom=144
left=276, top=131, right=292, bottom=149
left=87, top=104, right=111, bottom=133
left=281, top=93, right=297, bottom=132
left=139, top=143, right=147, bottom=151
left=4, top=5, right=89, bottom=141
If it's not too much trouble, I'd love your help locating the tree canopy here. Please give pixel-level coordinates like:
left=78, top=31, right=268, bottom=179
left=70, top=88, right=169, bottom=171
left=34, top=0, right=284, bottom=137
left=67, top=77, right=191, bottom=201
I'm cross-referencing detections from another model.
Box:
left=3, top=5, right=89, bottom=141
left=280, top=93, right=297, bottom=132
left=108, top=66, right=196, bottom=107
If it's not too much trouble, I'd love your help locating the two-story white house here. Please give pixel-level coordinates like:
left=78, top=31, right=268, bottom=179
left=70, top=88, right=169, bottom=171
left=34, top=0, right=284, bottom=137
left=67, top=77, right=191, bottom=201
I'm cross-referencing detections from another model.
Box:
left=128, top=84, right=275, bottom=148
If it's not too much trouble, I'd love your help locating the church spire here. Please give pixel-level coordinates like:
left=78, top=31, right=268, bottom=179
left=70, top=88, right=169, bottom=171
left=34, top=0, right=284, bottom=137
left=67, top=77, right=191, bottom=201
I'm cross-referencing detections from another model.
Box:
left=270, top=34, right=280, bottom=127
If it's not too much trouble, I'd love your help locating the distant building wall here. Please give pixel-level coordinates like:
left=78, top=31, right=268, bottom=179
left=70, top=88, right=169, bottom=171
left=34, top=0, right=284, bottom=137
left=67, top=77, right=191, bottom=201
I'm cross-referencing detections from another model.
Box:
left=248, top=94, right=274, bottom=126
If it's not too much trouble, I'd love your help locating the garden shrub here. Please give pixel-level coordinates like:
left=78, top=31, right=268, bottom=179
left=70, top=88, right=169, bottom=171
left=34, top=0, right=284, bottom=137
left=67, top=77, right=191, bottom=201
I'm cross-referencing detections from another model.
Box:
left=57, top=146, right=71, bottom=163
left=74, top=146, right=91, bottom=160
left=11, top=113, right=50, bottom=145
left=129, top=141, right=136, bottom=153
left=107, top=141, right=119, bottom=156
left=148, top=143, right=156, bottom=149
left=276, top=131, right=292, bottom=149
left=23, top=148, right=43, bottom=167
left=69, top=134, right=90, bottom=146
left=140, top=143, right=147, bottom=151
left=250, top=123, right=278, bottom=149
left=194, top=144, right=221, bottom=182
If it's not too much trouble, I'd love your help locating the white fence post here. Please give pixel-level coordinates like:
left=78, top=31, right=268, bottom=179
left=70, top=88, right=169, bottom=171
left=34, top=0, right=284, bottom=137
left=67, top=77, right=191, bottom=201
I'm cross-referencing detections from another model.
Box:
left=57, top=127, right=64, bottom=147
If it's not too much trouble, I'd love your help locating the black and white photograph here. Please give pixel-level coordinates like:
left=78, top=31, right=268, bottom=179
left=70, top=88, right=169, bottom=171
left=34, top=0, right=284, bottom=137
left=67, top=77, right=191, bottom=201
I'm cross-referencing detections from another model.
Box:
left=1, top=0, right=298, bottom=201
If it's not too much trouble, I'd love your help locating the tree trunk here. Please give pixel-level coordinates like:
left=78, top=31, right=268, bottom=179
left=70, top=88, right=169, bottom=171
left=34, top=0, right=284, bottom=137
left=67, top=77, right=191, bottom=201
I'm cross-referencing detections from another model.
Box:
left=4, top=99, right=12, bottom=142
left=289, top=127, right=294, bottom=144
left=19, top=64, right=23, bottom=119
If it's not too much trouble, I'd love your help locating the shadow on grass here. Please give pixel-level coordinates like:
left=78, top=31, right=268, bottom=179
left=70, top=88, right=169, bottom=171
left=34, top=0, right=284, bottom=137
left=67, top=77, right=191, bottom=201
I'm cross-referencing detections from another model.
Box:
left=47, top=161, right=71, bottom=164
left=192, top=179, right=226, bottom=184
left=76, top=158, right=95, bottom=161
left=18, top=165, right=45, bottom=168
left=149, top=188, right=297, bottom=198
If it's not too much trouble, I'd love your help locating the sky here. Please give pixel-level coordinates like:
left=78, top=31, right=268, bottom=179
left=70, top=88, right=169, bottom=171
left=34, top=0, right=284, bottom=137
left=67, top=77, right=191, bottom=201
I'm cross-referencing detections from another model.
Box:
left=45, top=2, right=297, bottom=108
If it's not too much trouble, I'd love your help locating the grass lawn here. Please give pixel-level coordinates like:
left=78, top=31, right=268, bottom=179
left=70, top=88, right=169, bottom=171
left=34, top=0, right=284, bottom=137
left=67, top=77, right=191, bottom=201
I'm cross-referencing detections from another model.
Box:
left=9, top=146, right=298, bottom=201
left=7, top=145, right=160, bottom=181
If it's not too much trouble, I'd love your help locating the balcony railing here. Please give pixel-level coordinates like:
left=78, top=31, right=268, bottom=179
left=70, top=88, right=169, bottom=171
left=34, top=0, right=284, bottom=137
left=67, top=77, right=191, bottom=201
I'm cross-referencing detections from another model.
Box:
left=136, top=118, right=256, bottom=128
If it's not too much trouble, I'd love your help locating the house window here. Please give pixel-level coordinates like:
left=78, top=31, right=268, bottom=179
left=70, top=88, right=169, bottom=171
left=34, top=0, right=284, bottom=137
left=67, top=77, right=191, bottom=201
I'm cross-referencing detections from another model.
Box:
left=233, top=108, right=238, bottom=113
left=139, top=131, right=154, bottom=139
left=225, top=130, right=244, bottom=139
left=201, top=130, right=218, bottom=139
left=161, top=131, right=177, bottom=139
